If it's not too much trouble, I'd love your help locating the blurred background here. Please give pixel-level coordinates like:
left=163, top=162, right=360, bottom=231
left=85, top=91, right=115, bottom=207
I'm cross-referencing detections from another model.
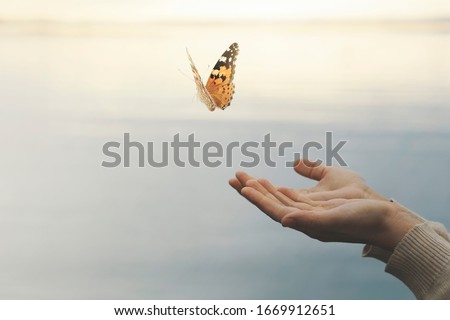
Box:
left=0, top=0, right=449, bottom=299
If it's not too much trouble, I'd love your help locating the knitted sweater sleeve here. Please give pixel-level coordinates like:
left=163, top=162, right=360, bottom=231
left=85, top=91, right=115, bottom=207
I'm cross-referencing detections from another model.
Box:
left=364, top=222, right=450, bottom=299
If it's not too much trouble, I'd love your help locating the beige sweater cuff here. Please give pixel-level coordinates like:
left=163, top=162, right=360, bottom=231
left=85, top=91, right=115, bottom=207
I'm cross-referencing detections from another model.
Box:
left=385, top=223, right=450, bottom=299
left=361, top=199, right=450, bottom=299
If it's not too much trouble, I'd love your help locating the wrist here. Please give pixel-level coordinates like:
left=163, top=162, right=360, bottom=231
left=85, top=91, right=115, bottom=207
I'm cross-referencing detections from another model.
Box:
left=379, top=202, right=424, bottom=251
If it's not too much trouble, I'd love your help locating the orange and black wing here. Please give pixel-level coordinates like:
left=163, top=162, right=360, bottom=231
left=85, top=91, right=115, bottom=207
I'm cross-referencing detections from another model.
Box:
left=205, top=43, right=239, bottom=110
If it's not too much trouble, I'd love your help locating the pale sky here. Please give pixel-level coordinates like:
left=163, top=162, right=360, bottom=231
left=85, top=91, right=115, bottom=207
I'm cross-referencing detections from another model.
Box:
left=1, top=0, right=450, bottom=21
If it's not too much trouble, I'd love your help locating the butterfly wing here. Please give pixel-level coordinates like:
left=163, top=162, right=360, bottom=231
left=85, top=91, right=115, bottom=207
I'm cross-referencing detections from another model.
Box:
left=205, top=43, right=239, bottom=110
left=186, top=48, right=218, bottom=111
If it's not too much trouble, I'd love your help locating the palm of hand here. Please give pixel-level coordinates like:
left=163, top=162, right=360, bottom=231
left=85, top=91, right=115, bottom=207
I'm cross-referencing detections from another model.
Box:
left=229, top=160, right=404, bottom=250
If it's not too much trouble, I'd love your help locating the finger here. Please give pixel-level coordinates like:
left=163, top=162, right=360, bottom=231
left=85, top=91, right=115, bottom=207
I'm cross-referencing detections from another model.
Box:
left=294, top=159, right=329, bottom=182
left=281, top=209, right=334, bottom=241
left=281, top=210, right=328, bottom=242
left=281, top=210, right=314, bottom=230
left=235, top=171, right=255, bottom=187
left=307, top=191, right=340, bottom=201
left=316, top=198, right=348, bottom=209
left=305, top=190, right=355, bottom=201
left=277, top=187, right=315, bottom=208
left=241, top=187, right=293, bottom=222
left=257, top=179, right=295, bottom=206
left=229, top=178, right=243, bottom=192
left=245, top=179, right=283, bottom=204
left=229, top=171, right=256, bottom=193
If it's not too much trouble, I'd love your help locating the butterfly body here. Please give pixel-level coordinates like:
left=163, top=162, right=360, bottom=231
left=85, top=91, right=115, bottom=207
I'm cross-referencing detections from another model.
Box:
left=186, top=43, right=239, bottom=111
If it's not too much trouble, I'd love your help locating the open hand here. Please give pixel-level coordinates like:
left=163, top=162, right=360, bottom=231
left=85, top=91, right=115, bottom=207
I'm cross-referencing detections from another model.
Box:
left=229, top=160, right=422, bottom=251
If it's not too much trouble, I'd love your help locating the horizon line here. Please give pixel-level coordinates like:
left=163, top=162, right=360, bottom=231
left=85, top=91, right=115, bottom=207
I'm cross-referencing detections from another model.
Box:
left=1, top=16, right=450, bottom=25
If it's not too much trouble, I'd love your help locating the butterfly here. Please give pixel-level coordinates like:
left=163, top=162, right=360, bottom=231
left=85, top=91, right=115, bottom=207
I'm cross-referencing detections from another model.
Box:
left=186, top=43, right=239, bottom=111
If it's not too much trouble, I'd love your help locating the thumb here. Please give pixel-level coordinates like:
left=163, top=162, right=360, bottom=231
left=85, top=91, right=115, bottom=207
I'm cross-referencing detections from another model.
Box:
left=281, top=210, right=323, bottom=241
left=293, top=159, right=327, bottom=182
